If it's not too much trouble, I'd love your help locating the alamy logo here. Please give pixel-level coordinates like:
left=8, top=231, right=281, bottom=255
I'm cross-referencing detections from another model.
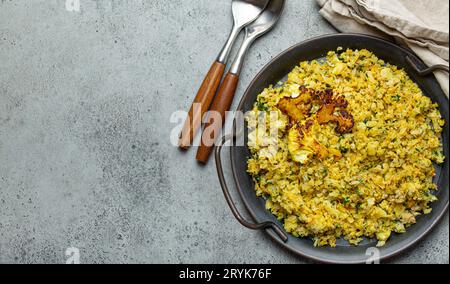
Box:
left=65, top=247, right=80, bottom=264
left=66, top=0, right=80, bottom=12
left=365, top=247, right=381, bottom=264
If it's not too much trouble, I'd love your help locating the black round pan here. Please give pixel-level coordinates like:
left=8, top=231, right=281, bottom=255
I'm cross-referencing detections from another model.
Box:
left=215, top=34, right=449, bottom=264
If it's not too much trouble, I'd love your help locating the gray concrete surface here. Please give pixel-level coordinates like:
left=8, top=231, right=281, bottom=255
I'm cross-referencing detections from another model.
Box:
left=0, top=0, right=448, bottom=264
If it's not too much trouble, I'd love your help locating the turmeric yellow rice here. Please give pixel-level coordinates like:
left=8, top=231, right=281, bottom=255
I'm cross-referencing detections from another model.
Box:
left=246, top=48, right=445, bottom=247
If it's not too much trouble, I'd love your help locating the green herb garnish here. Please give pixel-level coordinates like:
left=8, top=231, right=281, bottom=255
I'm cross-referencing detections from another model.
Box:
left=340, top=146, right=349, bottom=153
left=343, top=197, right=351, bottom=205
left=391, top=95, right=401, bottom=102
left=256, top=101, right=268, bottom=111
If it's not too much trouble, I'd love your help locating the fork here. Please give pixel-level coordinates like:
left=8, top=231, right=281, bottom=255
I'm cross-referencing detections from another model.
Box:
left=178, top=0, right=270, bottom=149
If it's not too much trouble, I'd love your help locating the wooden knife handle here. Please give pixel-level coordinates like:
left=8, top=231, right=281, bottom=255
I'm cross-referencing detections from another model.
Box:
left=179, top=61, right=225, bottom=149
left=196, top=73, right=239, bottom=164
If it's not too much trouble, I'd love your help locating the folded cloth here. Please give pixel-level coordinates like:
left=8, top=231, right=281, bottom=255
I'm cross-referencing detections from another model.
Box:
left=316, top=0, right=449, bottom=96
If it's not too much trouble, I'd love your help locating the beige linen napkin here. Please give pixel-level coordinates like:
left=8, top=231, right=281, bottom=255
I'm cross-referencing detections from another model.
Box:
left=316, top=0, right=449, bottom=96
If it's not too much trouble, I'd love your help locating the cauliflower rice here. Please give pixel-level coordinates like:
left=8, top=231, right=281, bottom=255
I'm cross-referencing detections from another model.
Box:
left=246, top=48, right=445, bottom=247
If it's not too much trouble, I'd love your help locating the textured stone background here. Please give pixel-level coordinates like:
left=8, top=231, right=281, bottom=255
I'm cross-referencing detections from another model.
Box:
left=0, top=0, right=448, bottom=264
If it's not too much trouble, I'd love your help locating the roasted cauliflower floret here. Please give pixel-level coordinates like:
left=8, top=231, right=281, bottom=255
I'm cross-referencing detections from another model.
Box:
left=278, top=86, right=354, bottom=135
left=316, top=104, right=355, bottom=134
left=279, top=86, right=354, bottom=164
left=278, top=98, right=307, bottom=122
left=287, top=122, right=339, bottom=164
left=335, top=110, right=355, bottom=133
left=278, top=87, right=313, bottom=122
left=287, top=125, right=313, bottom=164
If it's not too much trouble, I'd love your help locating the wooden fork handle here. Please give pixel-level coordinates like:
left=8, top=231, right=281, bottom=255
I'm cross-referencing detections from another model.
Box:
left=179, top=61, right=226, bottom=149
left=196, top=73, right=239, bottom=164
